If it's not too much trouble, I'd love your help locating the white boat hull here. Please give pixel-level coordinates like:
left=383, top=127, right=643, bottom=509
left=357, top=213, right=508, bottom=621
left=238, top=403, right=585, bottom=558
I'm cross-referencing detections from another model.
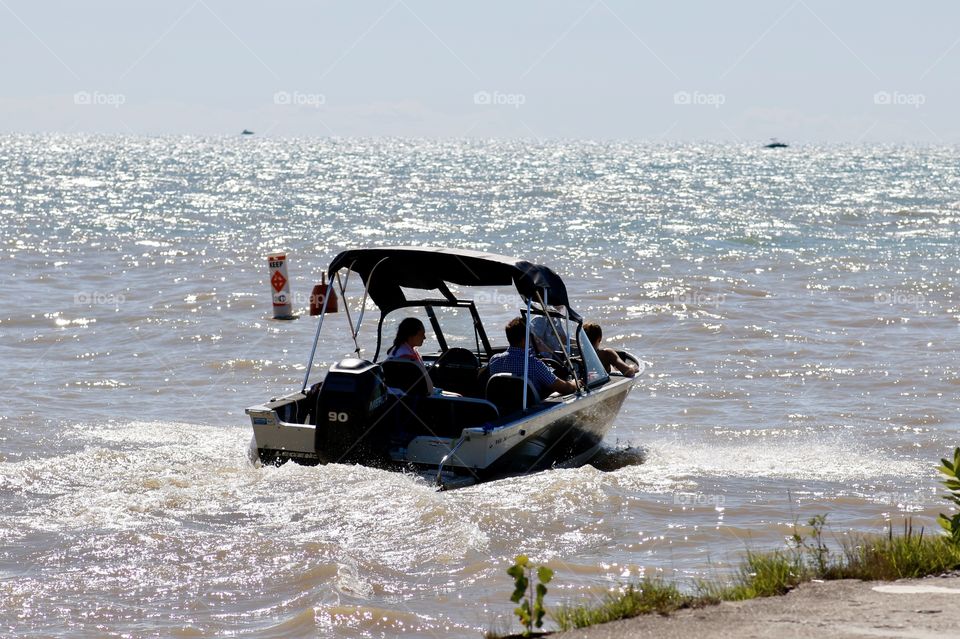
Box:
left=246, top=374, right=636, bottom=480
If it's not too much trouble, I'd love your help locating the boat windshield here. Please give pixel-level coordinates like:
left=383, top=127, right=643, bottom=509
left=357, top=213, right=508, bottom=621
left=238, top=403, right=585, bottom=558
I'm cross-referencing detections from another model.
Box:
left=577, top=327, right=610, bottom=387
left=376, top=302, right=487, bottom=361
left=432, top=305, right=482, bottom=353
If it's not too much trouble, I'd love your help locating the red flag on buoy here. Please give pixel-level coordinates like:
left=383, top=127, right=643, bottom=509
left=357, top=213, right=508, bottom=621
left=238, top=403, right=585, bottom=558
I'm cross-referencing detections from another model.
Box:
left=310, top=271, right=338, bottom=315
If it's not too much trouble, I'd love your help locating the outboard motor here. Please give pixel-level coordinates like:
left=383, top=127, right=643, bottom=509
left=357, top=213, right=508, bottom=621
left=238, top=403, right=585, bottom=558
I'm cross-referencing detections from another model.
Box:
left=314, top=358, right=391, bottom=464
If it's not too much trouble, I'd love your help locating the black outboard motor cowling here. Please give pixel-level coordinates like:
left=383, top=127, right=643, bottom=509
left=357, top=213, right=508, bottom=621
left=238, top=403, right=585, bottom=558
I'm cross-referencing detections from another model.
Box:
left=314, top=358, right=391, bottom=464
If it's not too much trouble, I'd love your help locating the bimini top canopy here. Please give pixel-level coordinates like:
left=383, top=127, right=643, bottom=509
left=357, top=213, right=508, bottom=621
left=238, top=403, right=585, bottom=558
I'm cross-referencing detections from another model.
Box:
left=328, top=246, right=580, bottom=320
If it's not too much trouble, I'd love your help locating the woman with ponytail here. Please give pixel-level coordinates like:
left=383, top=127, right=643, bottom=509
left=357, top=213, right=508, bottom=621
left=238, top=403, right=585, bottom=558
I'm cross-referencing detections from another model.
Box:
left=386, top=317, right=435, bottom=393
left=387, top=317, right=427, bottom=363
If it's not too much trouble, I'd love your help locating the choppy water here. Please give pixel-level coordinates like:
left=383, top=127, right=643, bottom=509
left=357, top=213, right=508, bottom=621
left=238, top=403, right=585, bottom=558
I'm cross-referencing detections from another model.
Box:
left=1, top=135, right=958, bottom=637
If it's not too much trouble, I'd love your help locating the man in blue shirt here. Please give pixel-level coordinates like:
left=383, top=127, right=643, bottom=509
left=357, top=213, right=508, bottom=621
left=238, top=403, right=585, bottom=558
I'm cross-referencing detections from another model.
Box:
left=488, top=317, right=579, bottom=398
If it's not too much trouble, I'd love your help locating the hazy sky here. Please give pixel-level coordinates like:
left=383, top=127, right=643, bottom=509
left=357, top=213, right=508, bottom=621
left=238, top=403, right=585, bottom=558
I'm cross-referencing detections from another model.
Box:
left=2, top=0, right=957, bottom=141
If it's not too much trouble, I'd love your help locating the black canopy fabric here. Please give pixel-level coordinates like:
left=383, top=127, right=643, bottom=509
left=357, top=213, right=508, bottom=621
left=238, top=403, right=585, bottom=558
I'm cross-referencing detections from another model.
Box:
left=327, top=246, right=580, bottom=320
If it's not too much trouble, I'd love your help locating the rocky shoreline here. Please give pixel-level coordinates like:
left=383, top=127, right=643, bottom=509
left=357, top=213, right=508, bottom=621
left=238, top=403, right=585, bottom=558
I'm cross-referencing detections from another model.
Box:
left=553, top=575, right=960, bottom=639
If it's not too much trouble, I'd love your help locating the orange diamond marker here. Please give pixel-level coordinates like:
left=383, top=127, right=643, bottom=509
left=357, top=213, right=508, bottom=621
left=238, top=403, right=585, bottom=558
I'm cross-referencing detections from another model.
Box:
left=271, top=270, right=287, bottom=293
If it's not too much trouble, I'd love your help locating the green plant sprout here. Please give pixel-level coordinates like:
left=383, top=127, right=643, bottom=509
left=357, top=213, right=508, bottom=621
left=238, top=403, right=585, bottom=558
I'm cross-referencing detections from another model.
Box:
left=937, top=446, right=960, bottom=543
left=507, top=555, right=553, bottom=636
left=791, top=513, right=830, bottom=574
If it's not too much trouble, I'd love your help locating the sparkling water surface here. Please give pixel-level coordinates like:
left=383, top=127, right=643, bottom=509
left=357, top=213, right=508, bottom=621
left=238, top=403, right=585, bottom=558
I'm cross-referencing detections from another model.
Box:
left=1, top=135, right=958, bottom=637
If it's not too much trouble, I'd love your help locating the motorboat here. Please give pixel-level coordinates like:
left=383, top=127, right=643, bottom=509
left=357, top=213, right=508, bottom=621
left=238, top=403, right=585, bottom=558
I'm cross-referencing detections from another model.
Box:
left=764, top=138, right=788, bottom=149
left=245, top=247, right=642, bottom=488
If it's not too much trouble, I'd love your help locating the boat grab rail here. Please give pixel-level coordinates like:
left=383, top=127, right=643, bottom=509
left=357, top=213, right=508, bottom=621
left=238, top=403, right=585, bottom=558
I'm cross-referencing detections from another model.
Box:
left=335, top=268, right=359, bottom=355
left=353, top=256, right=388, bottom=340
left=435, top=433, right=468, bottom=488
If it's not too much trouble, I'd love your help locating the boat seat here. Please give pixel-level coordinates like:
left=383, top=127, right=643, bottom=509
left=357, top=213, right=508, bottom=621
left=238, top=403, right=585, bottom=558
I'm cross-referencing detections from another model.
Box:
left=430, top=347, right=481, bottom=396
left=485, top=373, right=541, bottom=417
left=411, top=396, right=500, bottom=438
left=476, top=364, right=491, bottom=390
left=304, top=381, right=323, bottom=424
left=380, top=359, right=430, bottom=396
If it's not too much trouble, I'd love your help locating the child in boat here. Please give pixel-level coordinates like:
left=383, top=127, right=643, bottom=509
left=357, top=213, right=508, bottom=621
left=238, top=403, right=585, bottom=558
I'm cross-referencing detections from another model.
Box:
left=583, top=322, right=639, bottom=377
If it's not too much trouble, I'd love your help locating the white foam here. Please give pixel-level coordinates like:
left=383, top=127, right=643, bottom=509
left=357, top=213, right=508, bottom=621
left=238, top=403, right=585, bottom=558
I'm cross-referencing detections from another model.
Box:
left=626, top=431, right=927, bottom=483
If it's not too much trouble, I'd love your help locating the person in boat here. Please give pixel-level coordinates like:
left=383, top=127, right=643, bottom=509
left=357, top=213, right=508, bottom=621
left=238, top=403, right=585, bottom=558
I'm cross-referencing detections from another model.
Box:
left=387, top=317, right=435, bottom=393
left=488, top=317, right=578, bottom=397
left=583, top=322, right=639, bottom=377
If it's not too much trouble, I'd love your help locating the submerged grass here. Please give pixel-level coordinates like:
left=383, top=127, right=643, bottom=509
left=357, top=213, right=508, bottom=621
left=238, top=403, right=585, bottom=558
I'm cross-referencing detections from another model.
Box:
left=835, top=522, right=960, bottom=581
left=705, top=549, right=806, bottom=602
left=550, top=517, right=960, bottom=632
left=552, top=579, right=687, bottom=630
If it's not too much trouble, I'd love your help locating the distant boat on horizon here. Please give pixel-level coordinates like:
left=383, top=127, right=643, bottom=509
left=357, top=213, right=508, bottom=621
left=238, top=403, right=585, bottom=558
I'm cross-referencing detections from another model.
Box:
left=764, top=138, right=788, bottom=149
left=241, top=129, right=255, bottom=136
